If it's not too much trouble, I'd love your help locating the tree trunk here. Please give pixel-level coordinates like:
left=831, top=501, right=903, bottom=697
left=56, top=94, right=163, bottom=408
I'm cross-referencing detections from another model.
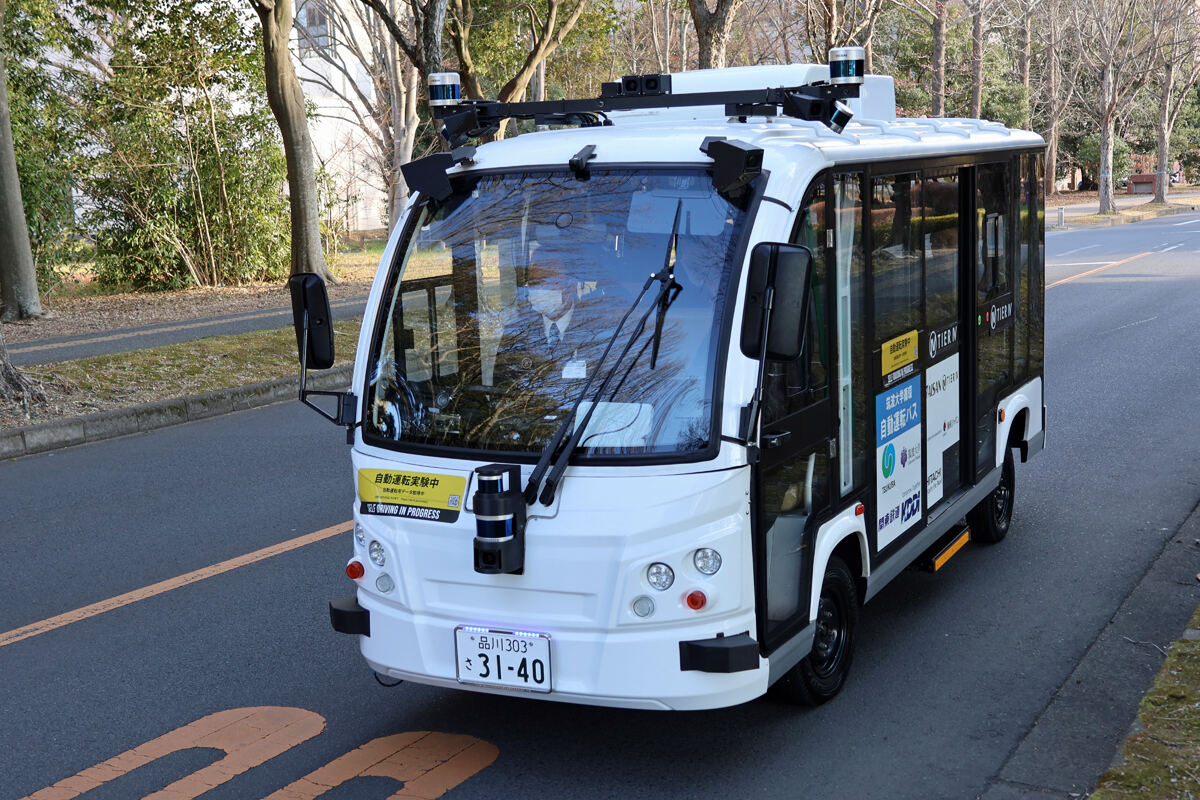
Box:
left=1155, top=61, right=1174, bottom=204
left=969, top=0, right=984, bottom=119
left=251, top=0, right=332, bottom=280
left=389, top=58, right=419, bottom=231
left=1045, top=126, right=1058, bottom=196
left=931, top=1, right=946, bottom=116
left=1098, top=66, right=1116, bottom=214
left=689, top=0, right=741, bottom=69
left=419, top=0, right=446, bottom=76
left=448, top=0, right=485, bottom=99
left=1043, top=12, right=1061, bottom=194
left=0, top=7, right=43, bottom=322
left=0, top=317, right=42, bottom=406
left=1019, top=8, right=1031, bottom=89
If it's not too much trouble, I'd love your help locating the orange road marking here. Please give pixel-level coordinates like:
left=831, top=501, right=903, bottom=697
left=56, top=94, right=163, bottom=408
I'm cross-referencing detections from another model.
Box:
left=1047, top=251, right=1152, bottom=289
left=0, top=521, right=351, bottom=649
left=264, top=731, right=499, bottom=800
left=22, top=706, right=325, bottom=800
left=22, top=707, right=498, bottom=800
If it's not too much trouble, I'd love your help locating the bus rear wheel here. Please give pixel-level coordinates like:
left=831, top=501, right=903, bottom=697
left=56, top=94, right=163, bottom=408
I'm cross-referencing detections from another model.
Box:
left=769, top=556, right=858, bottom=706
left=969, top=447, right=1015, bottom=543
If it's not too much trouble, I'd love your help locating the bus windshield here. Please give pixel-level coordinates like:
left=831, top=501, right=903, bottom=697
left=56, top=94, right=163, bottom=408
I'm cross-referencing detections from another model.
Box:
left=362, top=169, right=748, bottom=460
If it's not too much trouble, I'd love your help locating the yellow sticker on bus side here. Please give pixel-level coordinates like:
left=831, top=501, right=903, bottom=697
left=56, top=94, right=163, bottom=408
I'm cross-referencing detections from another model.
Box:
left=881, top=330, right=920, bottom=377
left=358, top=470, right=467, bottom=523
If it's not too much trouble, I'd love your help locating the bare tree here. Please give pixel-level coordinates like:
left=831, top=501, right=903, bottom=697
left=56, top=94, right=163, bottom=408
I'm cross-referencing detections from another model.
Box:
left=0, top=0, right=43, bottom=321
left=446, top=0, right=589, bottom=141
left=250, top=0, right=333, bottom=279
left=1148, top=0, right=1200, bottom=202
left=296, top=0, right=420, bottom=230
left=1030, top=0, right=1081, bottom=194
left=801, top=0, right=887, bottom=67
left=1071, top=0, right=1161, bottom=213
left=960, top=0, right=1016, bottom=119
left=355, top=0, right=448, bottom=82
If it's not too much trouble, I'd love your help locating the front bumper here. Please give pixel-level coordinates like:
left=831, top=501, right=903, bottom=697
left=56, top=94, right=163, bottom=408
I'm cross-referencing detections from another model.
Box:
left=330, top=593, right=768, bottom=710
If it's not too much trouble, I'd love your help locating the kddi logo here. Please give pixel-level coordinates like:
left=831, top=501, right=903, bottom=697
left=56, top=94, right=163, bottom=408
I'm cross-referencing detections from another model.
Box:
left=928, top=324, right=958, bottom=359
left=987, top=299, right=1014, bottom=331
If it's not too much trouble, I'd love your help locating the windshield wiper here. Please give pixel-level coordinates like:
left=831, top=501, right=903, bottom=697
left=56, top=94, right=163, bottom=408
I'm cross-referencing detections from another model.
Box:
left=530, top=203, right=683, bottom=506
left=650, top=206, right=683, bottom=370
left=521, top=269, right=664, bottom=504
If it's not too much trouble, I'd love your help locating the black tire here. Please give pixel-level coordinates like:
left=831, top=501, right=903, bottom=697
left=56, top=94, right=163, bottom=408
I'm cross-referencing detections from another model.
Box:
left=969, top=446, right=1015, bottom=543
left=769, top=556, right=858, bottom=706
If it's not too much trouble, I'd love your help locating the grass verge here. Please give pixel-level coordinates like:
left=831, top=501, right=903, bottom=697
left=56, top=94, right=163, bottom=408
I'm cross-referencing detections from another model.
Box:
left=1091, top=604, right=1200, bottom=799
left=2, top=318, right=361, bottom=430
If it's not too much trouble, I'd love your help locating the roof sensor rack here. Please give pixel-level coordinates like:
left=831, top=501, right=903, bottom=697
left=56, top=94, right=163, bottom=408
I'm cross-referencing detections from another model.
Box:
left=428, top=46, right=866, bottom=148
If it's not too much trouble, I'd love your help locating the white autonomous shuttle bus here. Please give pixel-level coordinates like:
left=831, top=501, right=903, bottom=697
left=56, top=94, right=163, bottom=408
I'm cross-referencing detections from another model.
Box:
left=290, top=49, right=1046, bottom=710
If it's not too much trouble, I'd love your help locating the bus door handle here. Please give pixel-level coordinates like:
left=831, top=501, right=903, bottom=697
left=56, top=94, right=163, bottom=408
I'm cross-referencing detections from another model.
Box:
left=762, top=431, right=791, bottom=449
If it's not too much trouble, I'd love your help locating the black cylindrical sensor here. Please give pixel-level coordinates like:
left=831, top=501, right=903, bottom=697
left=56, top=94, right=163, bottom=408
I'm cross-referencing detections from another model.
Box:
left=472, top=464, right=526, bottom=574
left=828, top=100, right=854, bottom=134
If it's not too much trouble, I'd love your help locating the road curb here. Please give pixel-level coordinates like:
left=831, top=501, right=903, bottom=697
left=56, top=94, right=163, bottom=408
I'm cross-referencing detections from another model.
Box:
left=0, top=364, right=354, bottom=460
left=1049, top=201, right=1198, bottom=230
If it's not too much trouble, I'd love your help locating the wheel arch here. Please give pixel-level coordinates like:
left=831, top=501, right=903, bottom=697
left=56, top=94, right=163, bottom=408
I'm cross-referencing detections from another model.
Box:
left=997, top=377, right=1044, bottom=467
left=809, top=504, right=869, bottom=625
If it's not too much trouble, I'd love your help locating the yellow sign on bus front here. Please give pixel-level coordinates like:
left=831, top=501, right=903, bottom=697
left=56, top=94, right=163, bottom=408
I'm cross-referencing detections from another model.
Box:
left=358, top=469, right=467, bottom=523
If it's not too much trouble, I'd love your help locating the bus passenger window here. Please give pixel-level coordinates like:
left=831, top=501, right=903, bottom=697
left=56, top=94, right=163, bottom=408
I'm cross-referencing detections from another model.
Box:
left=871, top=173, right=922, bottom=344
left=923, top=172, right=960, bottom=328
left=976, top=165, right=1010, bottom=301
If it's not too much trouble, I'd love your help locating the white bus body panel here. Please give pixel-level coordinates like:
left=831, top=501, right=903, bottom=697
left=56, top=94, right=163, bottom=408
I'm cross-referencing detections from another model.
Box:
left=348, top=449, right=768, bottom=710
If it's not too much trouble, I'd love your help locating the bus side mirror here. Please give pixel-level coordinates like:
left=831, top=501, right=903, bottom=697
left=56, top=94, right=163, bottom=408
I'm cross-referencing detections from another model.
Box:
left=289, top=273, right=335, bottom=370
left=740, top=243, right=813, bottom=361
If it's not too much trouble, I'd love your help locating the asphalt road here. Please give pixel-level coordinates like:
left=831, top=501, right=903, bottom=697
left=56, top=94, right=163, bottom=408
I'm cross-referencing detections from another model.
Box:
left=3, top=217, right=1200, bottom=800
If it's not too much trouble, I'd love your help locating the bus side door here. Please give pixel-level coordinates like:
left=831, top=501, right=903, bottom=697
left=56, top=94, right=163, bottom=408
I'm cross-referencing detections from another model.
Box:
left=755, top=178, right=835, bottom=652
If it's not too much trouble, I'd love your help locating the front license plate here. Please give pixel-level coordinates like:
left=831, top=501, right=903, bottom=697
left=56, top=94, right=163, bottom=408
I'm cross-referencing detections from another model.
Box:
left=454, top=626, right=552, bottom=693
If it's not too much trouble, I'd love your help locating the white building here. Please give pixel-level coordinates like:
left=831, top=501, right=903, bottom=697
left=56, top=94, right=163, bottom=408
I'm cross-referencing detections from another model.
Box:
left=293, top=0, right=390, bottom=234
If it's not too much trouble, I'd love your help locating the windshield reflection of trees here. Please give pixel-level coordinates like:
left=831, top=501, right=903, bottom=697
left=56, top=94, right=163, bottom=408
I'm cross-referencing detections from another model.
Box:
left=366, top=170, right=739, bottom=458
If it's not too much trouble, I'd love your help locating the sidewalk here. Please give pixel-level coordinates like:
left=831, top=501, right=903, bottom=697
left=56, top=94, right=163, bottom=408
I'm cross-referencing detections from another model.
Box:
left=1048, top=189, right=1200, bottom=229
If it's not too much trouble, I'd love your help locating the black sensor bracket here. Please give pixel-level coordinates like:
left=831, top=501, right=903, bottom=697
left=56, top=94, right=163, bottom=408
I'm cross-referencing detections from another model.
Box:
left=432, top=77, right=861, bottom=148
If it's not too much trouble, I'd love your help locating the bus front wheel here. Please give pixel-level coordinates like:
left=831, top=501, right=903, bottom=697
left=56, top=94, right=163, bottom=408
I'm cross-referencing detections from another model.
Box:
left=969, top=448, right=1015, bottom=543
left=769, top=556, right=858, bottom=706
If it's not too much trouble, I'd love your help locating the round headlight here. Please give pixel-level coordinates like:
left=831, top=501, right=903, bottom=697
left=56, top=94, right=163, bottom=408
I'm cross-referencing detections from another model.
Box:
left=693, top=548, right=722, bottom=575
left=646, top=562, right=674, bottom=591
left=632, top=596, right=655, bottom=617
left=354, top=522, right=366, bottom=546
left=376, top=573, right=395, bottom=593
left=368, top=540, right=386, bottom=567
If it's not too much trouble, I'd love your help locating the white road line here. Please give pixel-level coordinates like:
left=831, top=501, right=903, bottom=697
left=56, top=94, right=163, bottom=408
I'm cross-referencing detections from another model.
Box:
left=1057, top=244, right=1101, bottom=256
left=1159, top=244, right=1181, bottom=253
left=1172, top=218, right=1200, bottom=226
left=1106, top=316, right=1159, bottom=334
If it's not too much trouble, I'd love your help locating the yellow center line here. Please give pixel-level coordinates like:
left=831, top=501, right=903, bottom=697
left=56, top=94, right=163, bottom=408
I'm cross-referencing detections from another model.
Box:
left=1047, top=251, right=1152, bottom=289
left=0, top=521, right=351, bottom=649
